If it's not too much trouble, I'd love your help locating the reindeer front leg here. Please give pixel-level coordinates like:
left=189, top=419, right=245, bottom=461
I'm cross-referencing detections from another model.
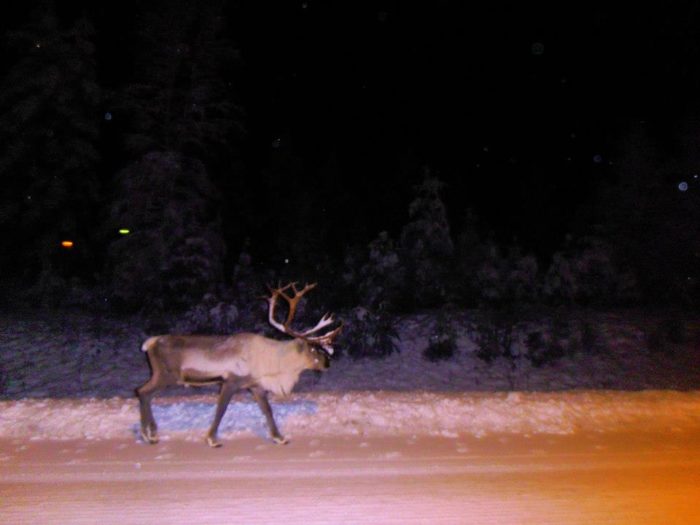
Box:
left=250, top=387, right=289, bottom=445
left=206, top=380, right=239, bottom=448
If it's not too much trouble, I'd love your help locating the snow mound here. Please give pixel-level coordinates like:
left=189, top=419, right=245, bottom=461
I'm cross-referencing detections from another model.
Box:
left=1, top=391, right=699, bottom=442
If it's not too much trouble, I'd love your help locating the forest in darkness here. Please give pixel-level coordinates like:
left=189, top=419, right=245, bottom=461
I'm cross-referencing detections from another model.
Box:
left=0, top=0, right=699, bottom=324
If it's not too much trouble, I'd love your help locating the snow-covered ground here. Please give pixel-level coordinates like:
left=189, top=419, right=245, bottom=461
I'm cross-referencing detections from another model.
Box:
left=5, top=430, right=700, bottom=525
left=2, top=390, right=700, bottom=443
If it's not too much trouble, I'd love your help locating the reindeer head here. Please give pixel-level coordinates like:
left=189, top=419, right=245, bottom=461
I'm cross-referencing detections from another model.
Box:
left=299, top=339, right=331, bottom=371
left=266, top=282, right=343, bottom=362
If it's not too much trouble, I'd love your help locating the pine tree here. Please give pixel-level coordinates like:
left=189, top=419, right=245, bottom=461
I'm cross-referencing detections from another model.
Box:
left=475, top=241, right=539, bottom=308
left=0, top=4, right=100, bottom=286
left=591, top=120, right=699, bottom=305
left=115, top=0, right=244, bottom=162
left=454, top=208, right=483, bottom=306
left=106, top=0, right=244, bottom=308
left=358, top=231, right=405, bottom=311
left=399, top=170, right=454, bottom=308
left=109, top=152, right=224, bottom=309
left=543, top=234, right=636, bottom=307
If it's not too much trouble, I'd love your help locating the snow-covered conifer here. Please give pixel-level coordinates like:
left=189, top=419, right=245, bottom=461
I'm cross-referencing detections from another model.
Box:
left=399, top=171, right=454, bottom=308
left=543, top=235, right=636, bottom=306
left=108, top=152, right=224, bottom=309
left=0, top=7, right=101, bottom=290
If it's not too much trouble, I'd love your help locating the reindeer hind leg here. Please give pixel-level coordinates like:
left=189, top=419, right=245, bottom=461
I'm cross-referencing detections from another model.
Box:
left=136, top=371, right=166, bottom=444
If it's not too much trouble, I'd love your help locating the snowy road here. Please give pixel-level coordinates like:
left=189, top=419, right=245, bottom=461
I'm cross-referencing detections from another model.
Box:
left=2, top=430, right=699, bottom=524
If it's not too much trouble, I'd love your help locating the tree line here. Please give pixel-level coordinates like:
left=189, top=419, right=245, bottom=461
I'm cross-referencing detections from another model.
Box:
left=0, top=2, right=698, bottom=313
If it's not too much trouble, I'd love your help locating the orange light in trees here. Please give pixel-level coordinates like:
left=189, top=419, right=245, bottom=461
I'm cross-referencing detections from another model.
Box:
left=61, top=240, right=74, bottom=248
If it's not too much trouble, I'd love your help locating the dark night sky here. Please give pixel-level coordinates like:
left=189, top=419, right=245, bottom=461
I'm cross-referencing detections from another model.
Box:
left=4, top=1, right=700, bottom=263
left=232, top=2, right=699, bottom=252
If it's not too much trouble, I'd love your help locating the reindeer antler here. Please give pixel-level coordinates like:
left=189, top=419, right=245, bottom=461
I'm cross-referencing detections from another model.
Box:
left=304, top=322, right=343, bottom=351
left=266, top=282, right=343, bottom=354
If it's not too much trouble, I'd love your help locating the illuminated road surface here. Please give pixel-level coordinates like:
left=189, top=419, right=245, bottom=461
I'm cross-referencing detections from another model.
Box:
left=1, top=431, right=699, bottom=524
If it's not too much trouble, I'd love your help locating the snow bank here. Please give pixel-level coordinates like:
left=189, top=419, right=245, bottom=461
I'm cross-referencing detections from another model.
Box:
left=2, top=391, right=699, bottom=442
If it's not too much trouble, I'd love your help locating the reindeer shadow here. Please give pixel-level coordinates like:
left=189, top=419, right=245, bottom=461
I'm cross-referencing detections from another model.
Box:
left=132, top=399, right=318, bottom=441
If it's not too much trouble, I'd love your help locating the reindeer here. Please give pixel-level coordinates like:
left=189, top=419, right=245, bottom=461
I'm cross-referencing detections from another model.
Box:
left=136, top=283, right=342, bottom=448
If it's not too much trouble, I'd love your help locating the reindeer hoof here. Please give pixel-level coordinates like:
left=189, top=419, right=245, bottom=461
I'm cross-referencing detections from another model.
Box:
left=272, top=436, right=289, bottom=445
left=140, top=428, right=159, bottom=445
left=207, top=436, right=223, bottom=448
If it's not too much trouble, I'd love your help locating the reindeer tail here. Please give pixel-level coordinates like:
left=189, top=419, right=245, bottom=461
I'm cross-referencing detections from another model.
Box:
left=141, top=336, right=160, bottom=352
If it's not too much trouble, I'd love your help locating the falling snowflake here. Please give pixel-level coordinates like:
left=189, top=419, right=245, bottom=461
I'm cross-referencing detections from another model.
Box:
left=531, top=42, right=545, bottom=55
left=678, top=182, right=688, bottom=192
